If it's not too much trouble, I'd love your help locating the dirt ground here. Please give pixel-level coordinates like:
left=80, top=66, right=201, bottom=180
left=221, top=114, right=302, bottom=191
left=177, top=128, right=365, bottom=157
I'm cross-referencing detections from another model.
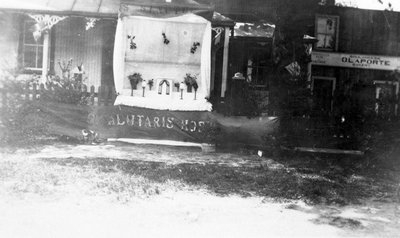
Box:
left=0, top=143, right=399, bottom=237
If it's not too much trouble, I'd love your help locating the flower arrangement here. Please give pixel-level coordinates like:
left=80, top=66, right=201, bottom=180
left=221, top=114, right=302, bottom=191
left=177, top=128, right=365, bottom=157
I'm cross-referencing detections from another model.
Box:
left=128, top=73, right=143, bottom=95
left=184, top=73, right=197, bottom=93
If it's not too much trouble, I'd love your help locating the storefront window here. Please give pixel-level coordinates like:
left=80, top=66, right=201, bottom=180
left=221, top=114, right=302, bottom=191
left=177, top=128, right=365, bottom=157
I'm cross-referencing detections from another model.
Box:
left=315, top=15, right=339, bottom=51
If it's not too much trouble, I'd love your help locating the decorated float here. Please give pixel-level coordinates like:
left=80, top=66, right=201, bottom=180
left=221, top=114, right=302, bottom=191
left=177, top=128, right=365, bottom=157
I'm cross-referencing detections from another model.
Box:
left=91, top=0, right=218, bottom=149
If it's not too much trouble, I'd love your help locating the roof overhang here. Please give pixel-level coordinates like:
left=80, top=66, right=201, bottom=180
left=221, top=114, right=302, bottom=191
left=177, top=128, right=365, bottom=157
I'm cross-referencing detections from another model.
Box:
left=0, top=0, right=234, bottom=27
left=233, top=22, right=275, bottom=38
left=0, top=0, right=120, bottom=18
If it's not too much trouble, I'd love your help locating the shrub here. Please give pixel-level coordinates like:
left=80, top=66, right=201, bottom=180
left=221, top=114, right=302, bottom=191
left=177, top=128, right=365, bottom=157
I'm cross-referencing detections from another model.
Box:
left=41, top=74, right=92, bottom=105
left=0, top=77, right=48, bottom=145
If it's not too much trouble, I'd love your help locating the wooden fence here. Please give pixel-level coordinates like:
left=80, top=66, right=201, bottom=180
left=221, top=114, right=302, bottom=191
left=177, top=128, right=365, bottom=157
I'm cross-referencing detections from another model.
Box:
left=0, top=83, right=117, bottom=108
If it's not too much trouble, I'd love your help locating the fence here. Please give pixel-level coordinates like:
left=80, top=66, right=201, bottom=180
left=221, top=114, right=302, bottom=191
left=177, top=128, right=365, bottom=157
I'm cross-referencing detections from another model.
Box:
left=0, top=83, right=116, bottom=108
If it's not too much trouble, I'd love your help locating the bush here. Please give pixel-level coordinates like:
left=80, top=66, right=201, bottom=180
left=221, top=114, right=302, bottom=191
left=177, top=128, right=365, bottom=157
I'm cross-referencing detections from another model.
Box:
left=0, top=77, right=49, bottom=145
left=41, top=74, right=93, bottom=105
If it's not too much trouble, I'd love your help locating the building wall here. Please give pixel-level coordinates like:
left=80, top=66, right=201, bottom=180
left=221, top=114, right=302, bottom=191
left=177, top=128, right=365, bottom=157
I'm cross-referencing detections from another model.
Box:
left=54, top=17, right=104, bottom=88
left=312, top=7, right=400, bottom=118
left=320, top=7, right=400, bottom=56
left=0, top=13, right=20, bottom=76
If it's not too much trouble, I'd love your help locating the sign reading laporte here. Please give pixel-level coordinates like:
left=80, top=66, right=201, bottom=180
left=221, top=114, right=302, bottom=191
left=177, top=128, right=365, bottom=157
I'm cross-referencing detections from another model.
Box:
left=312, top=52, right=400, bottom=71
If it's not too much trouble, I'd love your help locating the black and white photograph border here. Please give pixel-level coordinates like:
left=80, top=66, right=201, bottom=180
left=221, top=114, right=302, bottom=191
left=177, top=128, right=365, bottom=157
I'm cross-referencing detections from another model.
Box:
left=0, top=0, right=400, bottom=237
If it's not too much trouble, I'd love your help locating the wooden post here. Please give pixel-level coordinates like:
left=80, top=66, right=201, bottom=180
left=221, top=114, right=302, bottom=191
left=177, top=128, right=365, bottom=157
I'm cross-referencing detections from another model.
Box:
left=41, top=32, right=50, bottom=83
left=221, top=27, right=230, bottom=98
left=39, top=83, right=45, bottom=100
left=90, top=86, right=95, bottom=105
left=98, top=86, right=103, bottom=106
left=32, top=83, right=37, bottom=100
left=104, top=85, right=109, bottom=106
left=25, top=82, right=30, bottom=101
left=211, top=49, right=217, bottom=93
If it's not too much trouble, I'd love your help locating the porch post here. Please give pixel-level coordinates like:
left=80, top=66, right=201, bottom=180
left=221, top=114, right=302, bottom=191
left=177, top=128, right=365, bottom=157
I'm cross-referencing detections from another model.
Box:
left=42, top=32, right=50, bottom=83
left=211, top=50, right=216, bottom=92
left=220, top=26, right=230, bottom=98
left=307, top=62, right=313, bottom=92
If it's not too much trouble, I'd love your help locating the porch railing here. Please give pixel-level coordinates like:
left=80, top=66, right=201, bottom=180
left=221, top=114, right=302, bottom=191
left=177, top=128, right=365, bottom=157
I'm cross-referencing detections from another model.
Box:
left=0, top=83, right=116, bottom=109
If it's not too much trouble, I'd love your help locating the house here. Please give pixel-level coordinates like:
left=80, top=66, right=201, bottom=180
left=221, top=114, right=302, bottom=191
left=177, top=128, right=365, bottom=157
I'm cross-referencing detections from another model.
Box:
left=0, top=0, right=234, bottom=93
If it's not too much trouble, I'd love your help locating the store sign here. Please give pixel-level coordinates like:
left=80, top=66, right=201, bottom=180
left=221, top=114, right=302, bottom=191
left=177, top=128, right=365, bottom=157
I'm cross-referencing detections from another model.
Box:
left=312, top=52, right=400, bottom=71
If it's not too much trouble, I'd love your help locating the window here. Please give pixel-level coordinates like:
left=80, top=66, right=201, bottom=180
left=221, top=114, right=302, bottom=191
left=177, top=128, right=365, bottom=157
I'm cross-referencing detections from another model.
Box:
left=374, top=80, right=399, bottom=118
left=246, top=46, right=271, bottom=88
left=315, top=15, right=339, bottom=51
left=21, top=20, right=44, bottom=71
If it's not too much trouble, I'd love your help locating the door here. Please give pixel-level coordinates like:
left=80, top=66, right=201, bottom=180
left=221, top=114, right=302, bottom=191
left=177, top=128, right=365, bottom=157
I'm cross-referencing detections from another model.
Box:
left=312, top=77, right=336, bottom=115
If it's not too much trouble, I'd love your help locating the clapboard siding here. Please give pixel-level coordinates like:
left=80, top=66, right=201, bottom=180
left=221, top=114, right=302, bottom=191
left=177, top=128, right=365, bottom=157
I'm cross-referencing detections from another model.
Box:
left=54, top=17, right=103, bottom=88
left=321, top=7, right=400, bottom=56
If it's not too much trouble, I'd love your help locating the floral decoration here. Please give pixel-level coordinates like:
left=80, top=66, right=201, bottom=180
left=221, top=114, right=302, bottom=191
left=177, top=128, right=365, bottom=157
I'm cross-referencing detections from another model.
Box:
left=190, top=42, right=200, bottom=54
left=127, top=35, right=137, bottom=49
left=162, top=33, right=170, bottom=45
left=128, top=73, right=142, bottom=95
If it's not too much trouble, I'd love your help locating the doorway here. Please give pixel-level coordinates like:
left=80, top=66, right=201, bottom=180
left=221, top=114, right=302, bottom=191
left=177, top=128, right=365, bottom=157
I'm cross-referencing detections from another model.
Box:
left=312, top=76, right=336, bottom=115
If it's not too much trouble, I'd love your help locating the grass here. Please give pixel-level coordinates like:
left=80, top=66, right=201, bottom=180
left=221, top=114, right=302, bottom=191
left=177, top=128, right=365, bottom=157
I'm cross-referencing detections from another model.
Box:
left=0, top=158, right=192, bottom=203
left=0, top=144, right=399, bottom=206
left=39, top=153, right=400, bottom=205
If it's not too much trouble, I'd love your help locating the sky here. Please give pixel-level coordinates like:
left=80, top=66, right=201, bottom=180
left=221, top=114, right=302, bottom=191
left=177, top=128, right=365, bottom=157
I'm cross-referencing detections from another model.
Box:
left=336, top=0, right=399, bottom=11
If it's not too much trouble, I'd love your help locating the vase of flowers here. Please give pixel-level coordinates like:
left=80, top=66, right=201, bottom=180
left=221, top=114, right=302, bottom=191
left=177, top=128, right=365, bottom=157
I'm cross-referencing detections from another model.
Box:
left=128, top=73, right=142, bottom=96
left=184, top=73, right=197, bottom=93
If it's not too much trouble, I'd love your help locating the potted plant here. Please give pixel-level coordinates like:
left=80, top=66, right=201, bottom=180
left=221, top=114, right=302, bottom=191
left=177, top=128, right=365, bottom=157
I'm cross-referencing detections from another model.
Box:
left=184, top=73, right=197, bottom=93
left=128, top=73, right=142, bottom=96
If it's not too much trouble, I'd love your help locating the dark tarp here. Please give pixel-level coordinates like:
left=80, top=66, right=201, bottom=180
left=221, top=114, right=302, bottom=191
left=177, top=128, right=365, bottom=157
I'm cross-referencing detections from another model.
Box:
left=25, top=101, right=279, bottom=146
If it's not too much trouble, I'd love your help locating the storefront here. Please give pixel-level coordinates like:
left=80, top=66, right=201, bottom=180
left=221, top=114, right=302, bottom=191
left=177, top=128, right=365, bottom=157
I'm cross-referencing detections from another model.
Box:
left=311, top=52, right=400, bottom=120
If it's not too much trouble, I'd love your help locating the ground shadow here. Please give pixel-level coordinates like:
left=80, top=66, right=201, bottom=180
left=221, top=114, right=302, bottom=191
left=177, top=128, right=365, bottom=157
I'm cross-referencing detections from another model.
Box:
left=43, top=154, right=399, bottom=206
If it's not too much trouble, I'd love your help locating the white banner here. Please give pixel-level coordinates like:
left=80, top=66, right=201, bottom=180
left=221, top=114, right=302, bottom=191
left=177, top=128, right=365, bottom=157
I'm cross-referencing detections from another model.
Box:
left=312, top=52, right=400, bottom=71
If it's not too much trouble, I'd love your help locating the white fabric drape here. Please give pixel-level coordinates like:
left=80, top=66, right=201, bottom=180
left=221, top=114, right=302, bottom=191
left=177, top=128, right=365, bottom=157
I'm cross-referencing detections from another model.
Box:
left=113, top=18, right=125, bottom=94
left=113, top=13, right=212, bottom=111
left=201, top=21, right=211, bottom=98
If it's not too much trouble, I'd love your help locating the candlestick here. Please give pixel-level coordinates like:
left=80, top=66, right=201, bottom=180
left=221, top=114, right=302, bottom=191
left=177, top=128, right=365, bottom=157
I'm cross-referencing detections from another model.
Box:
left=141, top=80, right=146, bottom=97
left=180, top=82, right=185, bottom=100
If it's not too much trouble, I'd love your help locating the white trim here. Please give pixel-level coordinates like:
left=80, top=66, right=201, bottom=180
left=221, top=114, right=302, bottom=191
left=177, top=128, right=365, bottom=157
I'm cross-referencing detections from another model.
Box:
left=107, top=138, right=215, bottom=152
left=295, top=147, right=364, bottom=155
left=220, top=26, right=230, bottom=98
left=41, top=32, right=50, bottom=83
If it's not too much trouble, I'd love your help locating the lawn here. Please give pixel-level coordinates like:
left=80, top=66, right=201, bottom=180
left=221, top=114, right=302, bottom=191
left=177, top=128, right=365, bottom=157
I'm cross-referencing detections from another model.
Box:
left=0, top=143, right=399, bottom=237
